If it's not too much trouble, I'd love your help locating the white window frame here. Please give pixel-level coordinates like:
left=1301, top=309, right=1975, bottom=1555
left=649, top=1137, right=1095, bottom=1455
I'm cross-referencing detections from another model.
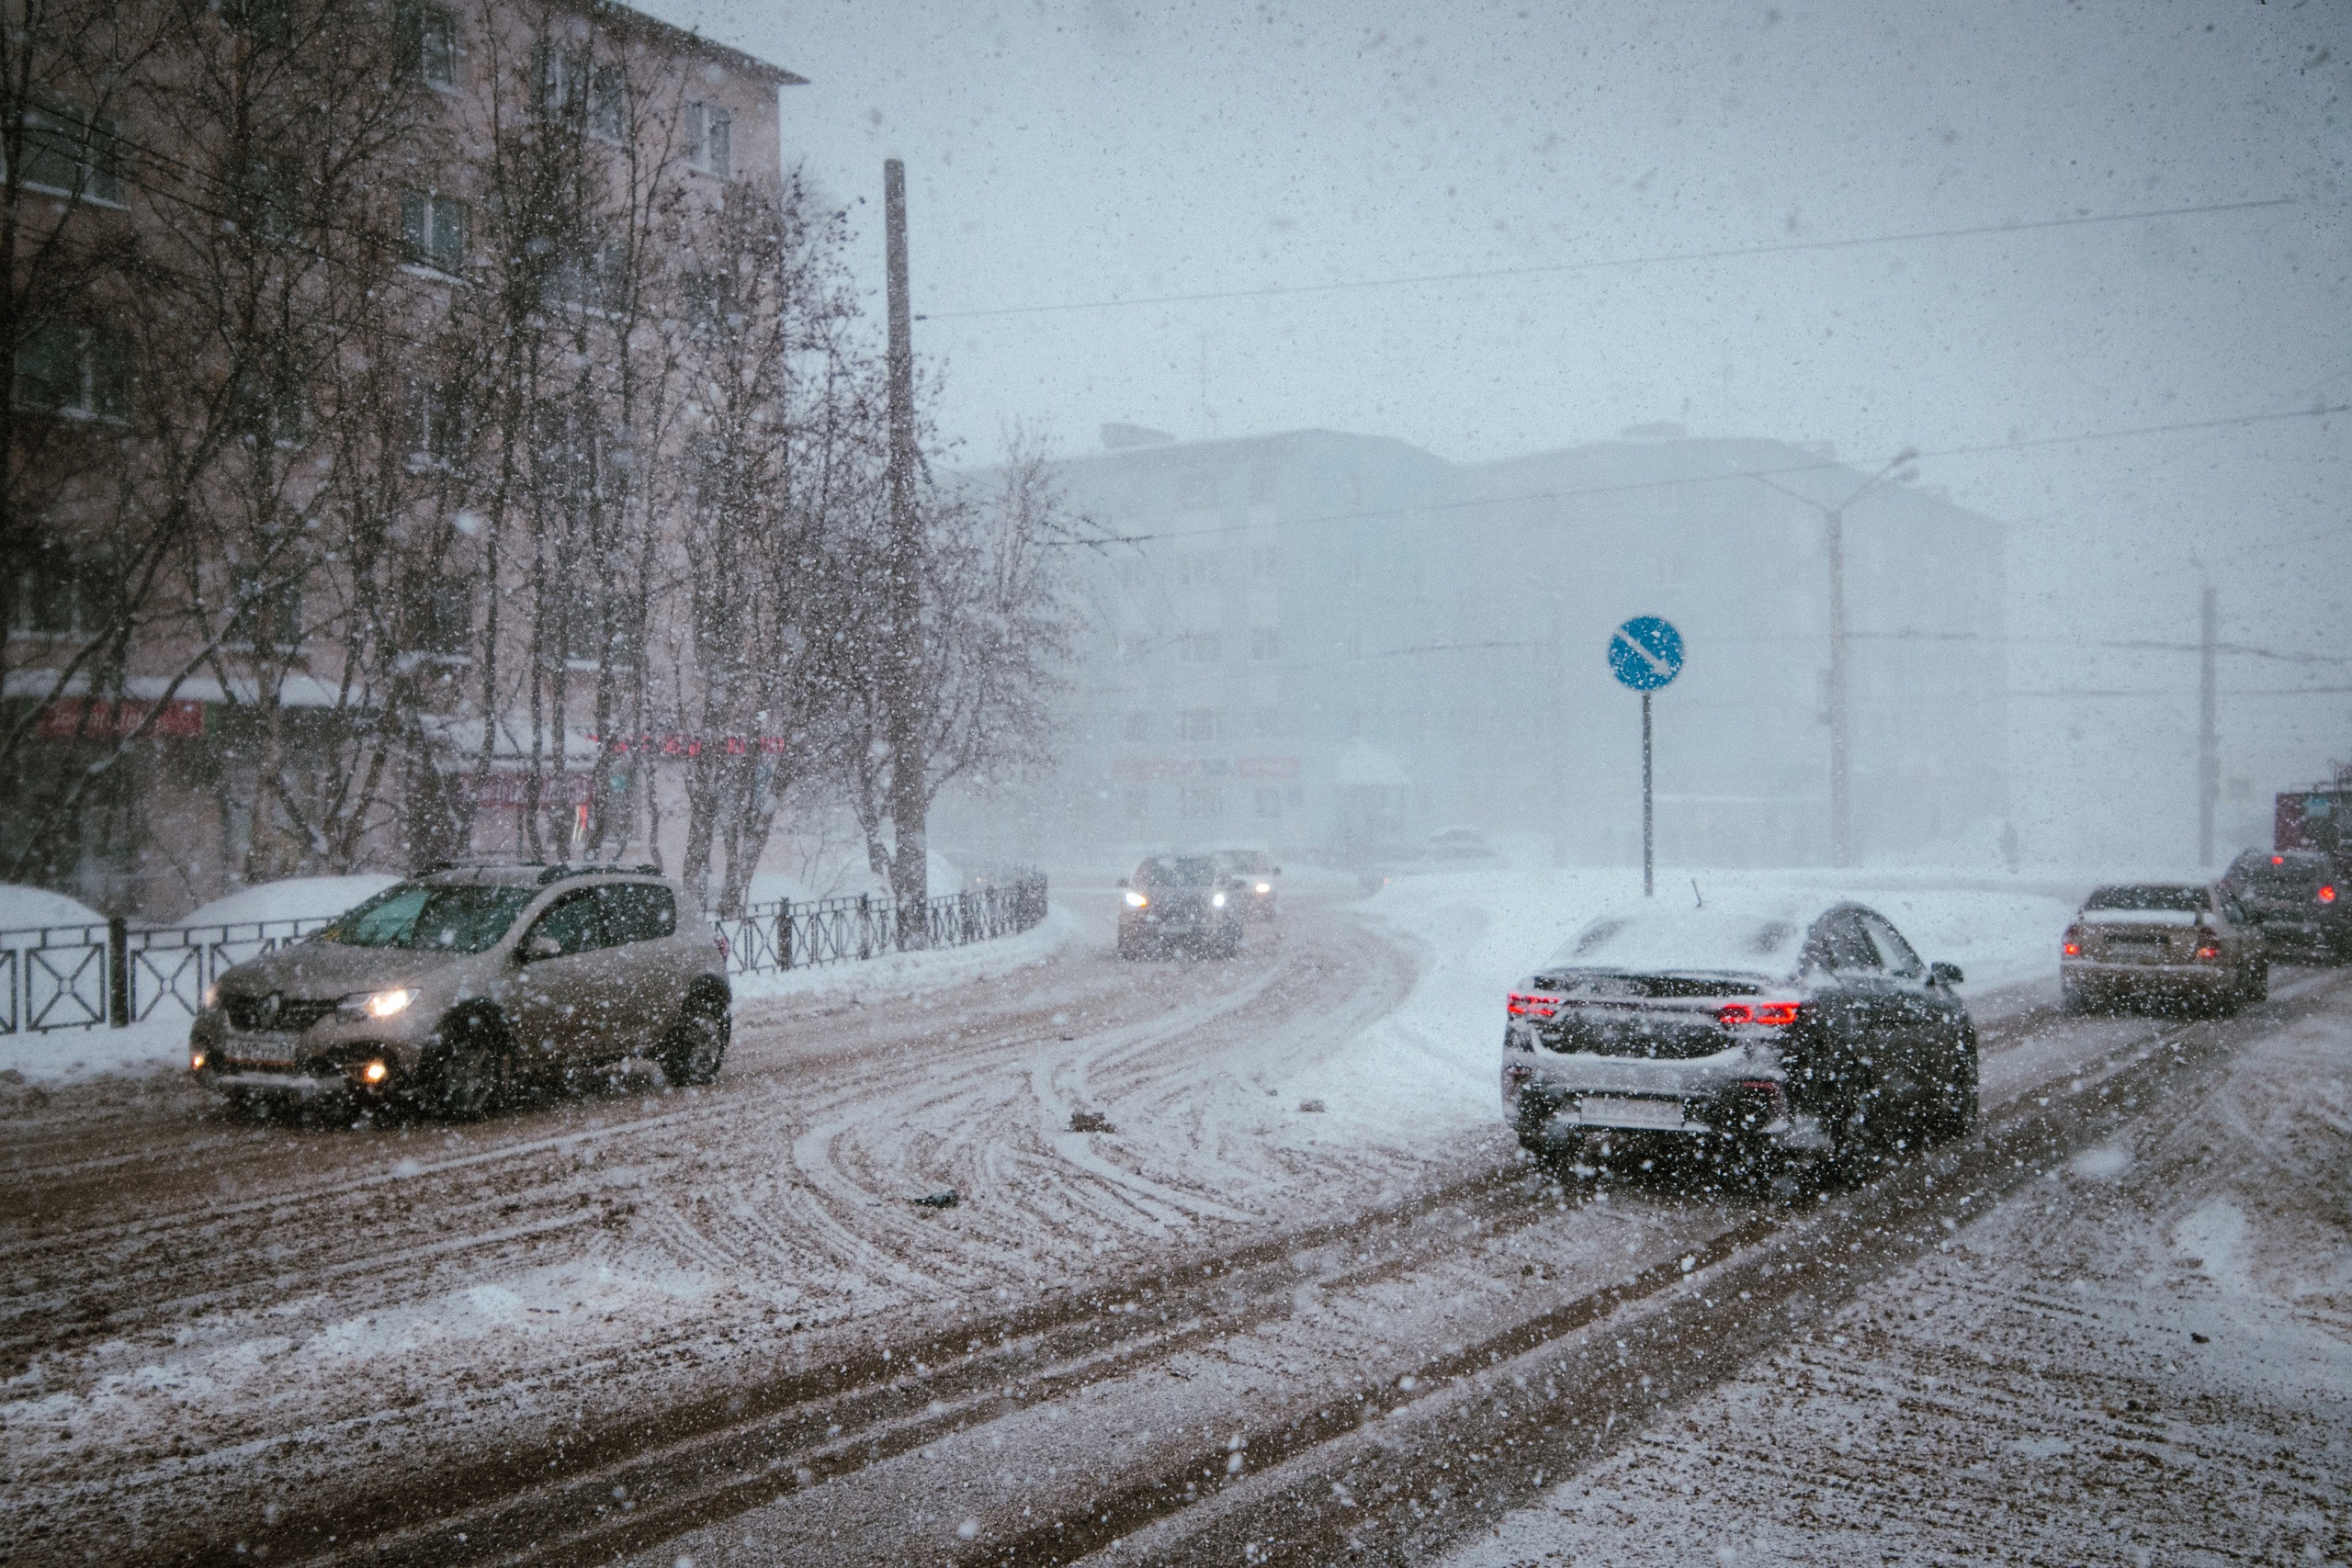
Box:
left=13, top=323, right=129, bottom=423
left=684, top=100, right=731, bottom=180
left=17, top=100, right=127, bottom=208
left=398, top=0, right=463, bottom=93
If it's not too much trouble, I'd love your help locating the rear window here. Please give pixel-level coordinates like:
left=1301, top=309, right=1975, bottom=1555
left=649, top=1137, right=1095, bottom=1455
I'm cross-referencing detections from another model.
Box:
left=1137, top=856, right=1218, bottom=887
left=1548, top=909, right=1805, bottom=976
left=2084, top=885, right=2209, bottom=913
left=2226, top=854, right=2327, bottom=897
left=315, top=883, right=537, bottom=952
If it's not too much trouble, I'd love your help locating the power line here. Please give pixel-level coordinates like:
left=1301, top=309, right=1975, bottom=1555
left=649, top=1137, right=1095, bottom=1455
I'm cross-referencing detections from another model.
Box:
left=918, top=196, right=2302, bottom=323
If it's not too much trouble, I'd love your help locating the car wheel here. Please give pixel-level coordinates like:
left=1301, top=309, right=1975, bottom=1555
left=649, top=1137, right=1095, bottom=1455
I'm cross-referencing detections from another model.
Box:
left=425, top=1013, right=509, bottom=1122
left=2061, top=977, right=2096, bottom=1015
left=661, top=998, right=729, bottom=1088
left=1926, top=1032, right=1979, bottom=1140
left=2245, top=960, right=2269, bottom=1002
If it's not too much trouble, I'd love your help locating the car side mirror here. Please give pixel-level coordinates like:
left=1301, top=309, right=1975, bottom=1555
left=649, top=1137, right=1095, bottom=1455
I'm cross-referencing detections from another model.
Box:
left=1929, top=961, right=1963, bottom=987
left=521, top=934, right=562, bottom=963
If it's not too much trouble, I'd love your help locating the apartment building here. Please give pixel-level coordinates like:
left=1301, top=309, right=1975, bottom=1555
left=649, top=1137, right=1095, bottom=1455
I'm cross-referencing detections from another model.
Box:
left=1025, top=427, right=2008, bottom=870
left=3, top=0, right=803, bottom=914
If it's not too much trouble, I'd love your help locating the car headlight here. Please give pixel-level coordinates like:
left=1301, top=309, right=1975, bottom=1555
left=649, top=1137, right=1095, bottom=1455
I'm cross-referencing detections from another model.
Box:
left=1212, top=892, right=1227, bottom=908
left=202, top=980, right=220, bottom=1010
left=1124, top=889, right=1148, bottom=908
left=1255, top=882, right=1271, bottom=894
left=341, top=987, right=414, bottom=1021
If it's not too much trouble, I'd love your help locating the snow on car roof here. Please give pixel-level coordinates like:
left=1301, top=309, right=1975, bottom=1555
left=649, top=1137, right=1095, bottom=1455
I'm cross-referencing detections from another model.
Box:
left=1543, top=899, right=1817, bottom=977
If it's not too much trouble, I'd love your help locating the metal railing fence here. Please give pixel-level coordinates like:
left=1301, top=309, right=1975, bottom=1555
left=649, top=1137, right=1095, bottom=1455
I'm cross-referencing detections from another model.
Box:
left=0, top=874, right=1049, bottom=1036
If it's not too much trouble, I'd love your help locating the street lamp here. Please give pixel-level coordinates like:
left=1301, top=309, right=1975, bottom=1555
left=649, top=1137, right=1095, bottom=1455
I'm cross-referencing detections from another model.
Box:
left=1745, top=447, right=1918, bottom=869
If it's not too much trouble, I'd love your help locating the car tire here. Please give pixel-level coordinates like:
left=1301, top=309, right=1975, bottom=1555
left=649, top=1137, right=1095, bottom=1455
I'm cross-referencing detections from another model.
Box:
left=2245, top=960, right=2269, bottom=1003
left=424, top=1011, right=510, bottom=1122
left=1926, top=1032, right=1980, bottom=1141
left=661, top=997, right=729, bottom=1088
left=2061, top=977, right=2096, bottom=1015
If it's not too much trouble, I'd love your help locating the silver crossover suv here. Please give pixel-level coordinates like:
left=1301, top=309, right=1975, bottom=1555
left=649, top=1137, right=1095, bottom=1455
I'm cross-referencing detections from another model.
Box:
left=189, top=863, right=730, bottom=1118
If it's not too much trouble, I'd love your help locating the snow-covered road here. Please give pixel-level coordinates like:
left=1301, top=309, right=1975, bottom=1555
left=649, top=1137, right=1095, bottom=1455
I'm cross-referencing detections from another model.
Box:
left=2, top=871, right=2343, bottom=1567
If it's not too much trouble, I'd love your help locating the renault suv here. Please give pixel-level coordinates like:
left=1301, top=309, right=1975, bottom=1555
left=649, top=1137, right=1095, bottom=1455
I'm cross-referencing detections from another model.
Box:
left=188, top=863, right=730, bottom=1118
left=1117, top=854, right=1246, bottom=958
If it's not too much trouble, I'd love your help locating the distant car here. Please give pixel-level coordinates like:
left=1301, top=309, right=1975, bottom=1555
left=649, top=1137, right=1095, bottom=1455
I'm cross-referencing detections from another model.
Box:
left=1212, top=849, right=1281, bottom=921
left=1501, top=898, right=1976, bottom=1179
left=2219, top=850, right=2348, bottom=964
left=1118, top=854, right=1245, bottom=958
left=2061, top=883, right=2267, bottom=1015
left=1424, top=826, right=1496, bottom=861
left=188, top=863, right=730, bottom=1118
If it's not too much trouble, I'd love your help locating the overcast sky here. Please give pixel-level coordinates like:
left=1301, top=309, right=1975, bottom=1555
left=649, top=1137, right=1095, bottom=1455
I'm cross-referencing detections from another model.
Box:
left=654, top=0, right=2346, bottom=863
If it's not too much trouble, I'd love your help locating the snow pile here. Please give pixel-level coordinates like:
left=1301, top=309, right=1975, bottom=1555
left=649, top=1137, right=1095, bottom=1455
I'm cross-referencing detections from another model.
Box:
left=0, top=883, right=106, bottom=936
left=169, top=874, right=401, bottom=930
left=730, top=902, right=1077, bottom=1007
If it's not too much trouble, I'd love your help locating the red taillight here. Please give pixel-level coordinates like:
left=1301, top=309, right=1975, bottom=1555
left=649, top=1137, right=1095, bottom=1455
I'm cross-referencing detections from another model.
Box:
left=715, top=931, right=729, bottom=959
left=2194, top=942, right=2223, bottom=961
left=2321, top=885, right=2337, bottom=905
left=1508, top=992, right=1563, bottom=1019
left=2063, top=941, right=2080, bottom=956
left=1717, top=1001, right=1800, bottom=1029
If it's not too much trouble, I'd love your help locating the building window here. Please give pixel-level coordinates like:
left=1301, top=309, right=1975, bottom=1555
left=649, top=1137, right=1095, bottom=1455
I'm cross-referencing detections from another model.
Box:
left=414, top=575, right=471, bottom=659
left=684, top=101, right=731, bottom=179
left=225, top=0, right=294, bottom=45
left=1348, top=707, right=1364, bottom=738
left=1254, top=788, right=1283, bottom=818
left=394, top=0, right=461, bottom=90
left=1177, top=708, right=1218, bottom=743
left=535, top=45, right=623, bottom=139
left=14, top=324, right=129, bottom=422
left=400, top=189, right=468, bottom=273
left=1123, top=785, right=1148, bottom=821
left=1250, top=627, right=1278, bottom=660
left=6, top=548, right=114, bottom=637
left=1178, top=786, right=1223, bottom=820
left=1176, top=554, right=1218, bottom=588
left=402, top=377, right=465, bottom=466
left=1176, top=471, right=1218, bottom=508
left=1118, top=633, right=1151, bottom=668
left=1121, top=710, right=1150, bottom=743
left=233, top=159, right=303, bottom=243
left=19, top=100, right=126, bottom=206
left=545, top=239, right=626, bottom=313
left=1250, top=706, right=1280, bottom=739
left=227, top=562, right=304, bottom=651
left=1177, top=631, right=1221, bottom=663
left=234, top=360, right=306, bottom=446
left=1115, top=553, right=1149, bottom=588
left=1250, top=547, right=1278, bottom=581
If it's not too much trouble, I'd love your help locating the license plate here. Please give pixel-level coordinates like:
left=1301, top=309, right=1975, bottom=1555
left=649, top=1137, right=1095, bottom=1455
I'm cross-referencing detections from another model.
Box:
left=1576, top=1096, right=1686, bottom=1130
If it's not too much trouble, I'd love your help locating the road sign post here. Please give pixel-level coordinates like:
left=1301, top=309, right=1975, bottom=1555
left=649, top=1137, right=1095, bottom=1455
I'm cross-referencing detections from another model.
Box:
left=1608, top=615, right=1684, bottom=897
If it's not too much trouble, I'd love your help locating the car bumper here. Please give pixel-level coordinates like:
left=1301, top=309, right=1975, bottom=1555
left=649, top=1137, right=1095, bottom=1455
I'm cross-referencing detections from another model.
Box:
left=2062, top=958, right=2236, bottom=990
left=189, top=1017, right=410, bottom=1099
left=2250, top=921, right=2343, bottom=957
left=1501, top=1051, right=1830, bottom=1152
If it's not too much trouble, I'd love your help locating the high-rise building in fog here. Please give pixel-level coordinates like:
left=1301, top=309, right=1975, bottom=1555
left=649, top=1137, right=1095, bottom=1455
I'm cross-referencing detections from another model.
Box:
left=1032, top=428, right=2008, bottom=867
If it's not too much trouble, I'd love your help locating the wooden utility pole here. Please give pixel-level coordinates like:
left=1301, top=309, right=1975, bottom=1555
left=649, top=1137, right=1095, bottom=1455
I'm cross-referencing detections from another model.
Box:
left=2199, top=583, right=2218, bottom=868
left=882, top=159, right=927, bottom=915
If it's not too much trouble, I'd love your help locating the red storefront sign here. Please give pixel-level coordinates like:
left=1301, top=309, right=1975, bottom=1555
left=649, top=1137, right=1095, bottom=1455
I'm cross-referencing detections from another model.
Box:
left=465, top=771, right=595, bottom=809
left=36, top=697, right=208, bottom=740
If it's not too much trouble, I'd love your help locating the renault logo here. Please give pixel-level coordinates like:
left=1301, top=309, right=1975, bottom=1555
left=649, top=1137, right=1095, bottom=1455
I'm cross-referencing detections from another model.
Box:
left=258, top=992, right=282, bottom=1028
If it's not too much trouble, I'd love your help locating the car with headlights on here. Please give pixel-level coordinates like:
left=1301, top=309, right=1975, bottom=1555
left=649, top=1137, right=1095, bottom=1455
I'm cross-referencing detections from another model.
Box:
left=1213, top=849, right=1281, bottom=922
left=2060, top=882, right=2267, bottom=1015
left=188, top=863, right=730, bottom=1119
left=1500, top=898, right=1976, bottom=1180
left=2218, top=850, right=2348, bottom=964
left=1117, top=854, right=1246, bottom=958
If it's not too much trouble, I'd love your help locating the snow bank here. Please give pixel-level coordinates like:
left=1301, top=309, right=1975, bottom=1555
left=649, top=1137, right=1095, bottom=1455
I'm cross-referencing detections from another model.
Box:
left=171, top=874, right=401, bottom=930
left=730, top=902, right=1078, bottom=1007
left=0, top=1016, right=190, bottom=1085
left=0, top=884, right=105, bottom=935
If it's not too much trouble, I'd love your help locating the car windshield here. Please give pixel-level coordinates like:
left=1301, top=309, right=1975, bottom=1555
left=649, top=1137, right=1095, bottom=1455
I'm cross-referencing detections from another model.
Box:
left=2228, top=855, right=2328, bottom=897
left=1215, top=851, right=1272, bottom=875
left=2084, top=885, right=2209, bottom=914
left=314, top=883, right=537, bottom=953
left=1137, top=856, right=1219, bottom=887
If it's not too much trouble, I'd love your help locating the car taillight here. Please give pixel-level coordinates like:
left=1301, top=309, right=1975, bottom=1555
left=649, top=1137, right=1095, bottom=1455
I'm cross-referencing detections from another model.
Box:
left=714, top=931, right=729, bottom=959
left=1507, top=992, right=1563, bottom=1019
left=2062, top=925, right=2082, bottom=957
left=1716, top=1001, right=1800, bottom=1029
left=2321, top=885, right=2337, bottom=905
left=2194, top=941, right=2223, bottom=961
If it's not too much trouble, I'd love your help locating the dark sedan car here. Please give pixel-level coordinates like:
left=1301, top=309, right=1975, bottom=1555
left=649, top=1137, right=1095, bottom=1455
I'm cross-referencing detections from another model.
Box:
left=2220, top=850, right=2348, bottom=964
left=1500, top=898, right=1975, bottom=1181
left=1118, top=854, right=1246, bottom=958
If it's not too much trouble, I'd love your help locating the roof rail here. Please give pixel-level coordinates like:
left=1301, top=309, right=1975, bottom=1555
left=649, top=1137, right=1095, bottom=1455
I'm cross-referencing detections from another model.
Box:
left=536, top=863, right=665, bottom=885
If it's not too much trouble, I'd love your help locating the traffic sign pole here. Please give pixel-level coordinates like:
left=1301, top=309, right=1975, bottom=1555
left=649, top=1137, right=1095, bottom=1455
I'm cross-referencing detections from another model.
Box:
left=1642, top=692, right=1654, bottom=897
left=1607, top=615, right=1683, bottom=899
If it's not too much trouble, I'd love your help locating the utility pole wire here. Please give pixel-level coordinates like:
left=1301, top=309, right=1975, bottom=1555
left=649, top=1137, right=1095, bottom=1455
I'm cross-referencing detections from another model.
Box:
left=916, top=196, right=2301, bottom=322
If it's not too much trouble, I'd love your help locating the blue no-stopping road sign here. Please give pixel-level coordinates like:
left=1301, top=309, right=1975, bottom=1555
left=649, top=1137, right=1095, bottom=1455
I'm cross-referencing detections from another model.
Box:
left=1608, top=615, right=1684, bottom=691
